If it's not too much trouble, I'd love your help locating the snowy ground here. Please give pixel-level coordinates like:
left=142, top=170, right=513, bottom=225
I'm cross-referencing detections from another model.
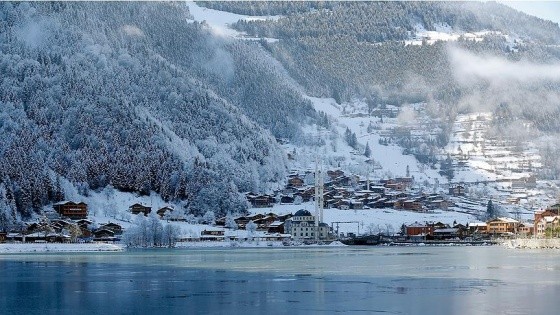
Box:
left=0, top=243, right=123, bottom=254
left=251, top=202, right=476, bottom=235
left=27, top=4, right=549, bottom=240
left=293, top=98, right=445, bottom=186
left=185, top=1, right=279, bottom=41
left=292, top=94, right=554, bottom=221
left=405, top=23, right=502, bottom=46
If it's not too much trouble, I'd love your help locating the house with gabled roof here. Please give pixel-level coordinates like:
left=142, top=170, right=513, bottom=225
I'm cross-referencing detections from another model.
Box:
left=129, top=203, right=151, bottom=216
left=487, top=217, right=519, bottom=235
left=53, top=201, right=88, bottom=219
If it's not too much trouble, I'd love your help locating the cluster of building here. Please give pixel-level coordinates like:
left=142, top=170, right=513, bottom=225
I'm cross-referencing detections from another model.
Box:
left=0, top=218, right=123, bottom=244
left=403, top=205, right=560, bottom=240
left=0, top=200, right=172, bottom=244
left=534, top=205, right=560, bottom=237
left=247, top=169, right=460, bottom=212
left=208, top=210, right=331, bottom=242
left=46, top=201, right=181, bottom=220
left=402, top=217, right=526, bottom=240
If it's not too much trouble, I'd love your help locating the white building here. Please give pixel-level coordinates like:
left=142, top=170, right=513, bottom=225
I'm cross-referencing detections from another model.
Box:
left=284, top=209, right=329, bottom=240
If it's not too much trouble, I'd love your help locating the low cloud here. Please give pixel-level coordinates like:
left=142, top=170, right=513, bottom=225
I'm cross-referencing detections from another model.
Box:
left=449, top=46, right=560, bottom=86
left=448, top=46, right=560, bottom=118
left=121, top=25, right=145, bottom=37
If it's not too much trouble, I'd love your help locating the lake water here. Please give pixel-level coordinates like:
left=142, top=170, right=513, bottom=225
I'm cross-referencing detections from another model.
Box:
left=1, top=246, right=559, bottom=314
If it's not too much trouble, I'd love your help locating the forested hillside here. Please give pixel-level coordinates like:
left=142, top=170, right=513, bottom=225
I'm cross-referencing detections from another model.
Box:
left=0, top=2, right=319, bottom=222
left=224, top=1, right=560, bottom=104
left=207, top=1, right=560, bottom=177
left=2, top=1, right=560, bottom=226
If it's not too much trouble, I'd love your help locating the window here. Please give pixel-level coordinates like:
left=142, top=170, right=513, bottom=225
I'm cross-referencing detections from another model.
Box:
left=305, top=233, right=308, bottom=236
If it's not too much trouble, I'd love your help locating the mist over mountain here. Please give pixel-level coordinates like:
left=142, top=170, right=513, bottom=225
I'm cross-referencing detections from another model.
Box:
left=1, top=1, right=560, bottom=223
left=0, top=2, right=320, bottom=220
left=220, top=1, right=560, bottom=176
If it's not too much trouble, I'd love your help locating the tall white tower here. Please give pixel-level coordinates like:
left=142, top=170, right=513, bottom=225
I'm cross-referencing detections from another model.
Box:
left=315, top=159, right=324, bottom=227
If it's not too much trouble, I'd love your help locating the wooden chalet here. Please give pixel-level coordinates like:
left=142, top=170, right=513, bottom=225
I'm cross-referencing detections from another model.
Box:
left=200, top=229, right=225, bottom=241
left=327, top=170, right=345, bottom=180
left=287, top=177, right=304, bottom=187
left=157, top=206, right=174, bottom=217
left=75, top=219, right=93, bottom=228
left=253, top=215, right=277, bottom=228
left=267, top=221, right=285, bottom=234
left=80, top=227, right=93, bottom=238
left=448, top=185, right=466, bottom=197
left=129, top=203, right=152, bottom=216
left=26, top=222, right=50, bottom=234
left=93, top=229, right=116, bottom=241
left=400, top=199, right=423, bottom=211
left=53, top=201, right=88, bottom=219
left=99, top=222, right=123, bottom=235
left=280, top=195, right=295, bottom=204
left=427, top=199, right=448, bottom=210
left=385, top=182, right=407, bottom=191
left=247, top=194, right=274, bottom=208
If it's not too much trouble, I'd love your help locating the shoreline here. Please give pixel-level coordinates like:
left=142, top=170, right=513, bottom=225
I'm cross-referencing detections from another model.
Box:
left=503, top=238, right=560, bottom=249
left=175, top=240, right=348, bottom=248
left=6, top=238, right=560, bottom=252
left=0, top=243, right=124, bottom=254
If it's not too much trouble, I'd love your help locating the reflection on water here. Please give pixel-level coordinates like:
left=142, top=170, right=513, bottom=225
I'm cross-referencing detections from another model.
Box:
left=1, top=247, right=559, bottom=314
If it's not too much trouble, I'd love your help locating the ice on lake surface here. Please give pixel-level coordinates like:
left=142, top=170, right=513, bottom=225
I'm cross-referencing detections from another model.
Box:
left=1, top=246, right=559, bottom=314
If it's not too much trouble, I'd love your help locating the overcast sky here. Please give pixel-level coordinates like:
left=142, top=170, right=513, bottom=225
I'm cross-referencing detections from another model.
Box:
left=499, top=1, right=560, bottom=24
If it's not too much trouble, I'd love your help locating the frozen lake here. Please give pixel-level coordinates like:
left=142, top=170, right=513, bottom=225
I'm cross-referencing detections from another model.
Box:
left=1, top=246, right=559, bottom=314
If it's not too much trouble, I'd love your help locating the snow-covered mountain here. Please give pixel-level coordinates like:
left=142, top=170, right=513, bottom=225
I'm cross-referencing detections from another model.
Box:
left=1, top=1, right=560, bottom=228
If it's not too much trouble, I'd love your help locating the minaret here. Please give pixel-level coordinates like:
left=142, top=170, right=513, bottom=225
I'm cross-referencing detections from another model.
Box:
left=315, top=159, right=324, bottom=226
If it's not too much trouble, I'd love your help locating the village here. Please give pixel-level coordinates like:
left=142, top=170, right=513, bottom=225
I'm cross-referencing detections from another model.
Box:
left=2, top=167, right=560, bottom=247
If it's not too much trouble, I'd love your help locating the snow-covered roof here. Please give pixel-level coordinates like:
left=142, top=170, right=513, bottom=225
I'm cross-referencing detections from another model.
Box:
left=469, top=222, right=487, bottom=227
left=494, top=217, right=519, bottom=223
left=543, top=216, right=560, bottom=223
left=268, top=221, right=284, bottom=227
left=407, top=222, right=428, bottom=228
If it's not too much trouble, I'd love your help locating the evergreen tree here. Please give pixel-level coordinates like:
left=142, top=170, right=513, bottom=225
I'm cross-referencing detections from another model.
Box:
left=364, top=142, right=371, bottom=158
left=486, top=200, right=496, bottom=220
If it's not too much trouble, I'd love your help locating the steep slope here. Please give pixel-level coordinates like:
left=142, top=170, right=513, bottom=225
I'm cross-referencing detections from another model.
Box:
left=0, top=2, right=319, bottom=221
left=220, top=1, right=560, bottom=180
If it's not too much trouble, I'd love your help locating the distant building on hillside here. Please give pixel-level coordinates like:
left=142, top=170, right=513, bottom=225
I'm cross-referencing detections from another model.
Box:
left=53, top=201, right=88, bottom=219
left=129, top=203, right=151, bottom=216
left=449, top=185, right=466, bottom=197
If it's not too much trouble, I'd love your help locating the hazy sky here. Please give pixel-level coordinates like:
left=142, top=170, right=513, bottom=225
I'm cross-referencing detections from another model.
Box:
left=499, top=1, right=560, bottom=24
